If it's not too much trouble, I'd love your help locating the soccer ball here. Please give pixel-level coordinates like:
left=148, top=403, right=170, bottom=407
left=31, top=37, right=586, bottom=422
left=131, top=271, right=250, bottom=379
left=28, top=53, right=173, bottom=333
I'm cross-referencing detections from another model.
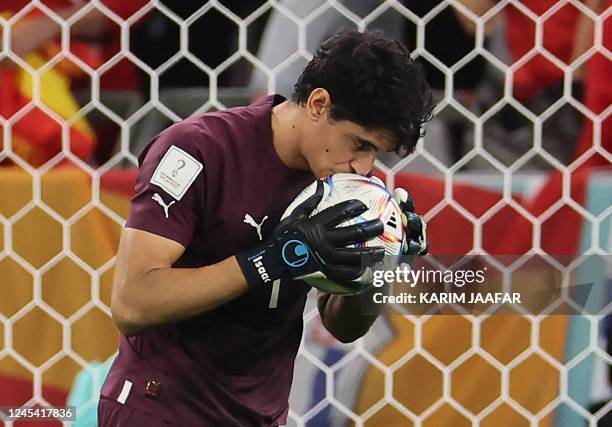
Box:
left=282, top=173, right=404, bottom=295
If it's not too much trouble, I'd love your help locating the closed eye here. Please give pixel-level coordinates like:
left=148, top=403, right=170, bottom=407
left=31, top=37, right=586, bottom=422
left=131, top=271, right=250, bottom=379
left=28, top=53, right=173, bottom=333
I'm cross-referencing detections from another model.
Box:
left=354, top=138, right=378, bottom=153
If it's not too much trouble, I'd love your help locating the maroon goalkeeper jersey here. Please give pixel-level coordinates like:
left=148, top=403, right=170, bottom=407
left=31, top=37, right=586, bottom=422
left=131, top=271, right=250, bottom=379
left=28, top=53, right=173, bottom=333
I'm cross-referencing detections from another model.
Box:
left=100, top=95, right=316, bottom=426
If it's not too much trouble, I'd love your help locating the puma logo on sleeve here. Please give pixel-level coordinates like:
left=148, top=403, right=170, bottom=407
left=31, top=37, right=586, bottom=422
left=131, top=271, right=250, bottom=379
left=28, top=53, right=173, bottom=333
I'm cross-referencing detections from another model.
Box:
left=152, top=193, right=176, bottom=219
left=244, top=213, right=268, bottom=241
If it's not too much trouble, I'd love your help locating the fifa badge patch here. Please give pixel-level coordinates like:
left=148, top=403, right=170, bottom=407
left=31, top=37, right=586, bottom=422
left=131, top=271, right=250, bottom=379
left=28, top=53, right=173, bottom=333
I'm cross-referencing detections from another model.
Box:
left=150, top=145, right=203, bottom=200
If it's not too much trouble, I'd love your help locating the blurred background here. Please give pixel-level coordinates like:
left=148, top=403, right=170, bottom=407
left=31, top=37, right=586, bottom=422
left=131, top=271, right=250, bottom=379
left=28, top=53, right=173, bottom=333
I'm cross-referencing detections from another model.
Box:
left=0, top=0, right=610, bottom=426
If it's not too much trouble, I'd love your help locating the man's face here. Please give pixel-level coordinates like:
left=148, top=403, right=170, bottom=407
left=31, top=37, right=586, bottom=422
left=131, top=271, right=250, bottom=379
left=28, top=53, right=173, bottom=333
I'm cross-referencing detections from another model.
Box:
left=299, top=89, right=396, bottom=178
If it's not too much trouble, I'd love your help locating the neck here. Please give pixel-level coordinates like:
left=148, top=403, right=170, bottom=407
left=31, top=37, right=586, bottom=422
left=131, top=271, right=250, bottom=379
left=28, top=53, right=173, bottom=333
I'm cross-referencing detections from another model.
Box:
left=271, top=101, right=309, bottom=171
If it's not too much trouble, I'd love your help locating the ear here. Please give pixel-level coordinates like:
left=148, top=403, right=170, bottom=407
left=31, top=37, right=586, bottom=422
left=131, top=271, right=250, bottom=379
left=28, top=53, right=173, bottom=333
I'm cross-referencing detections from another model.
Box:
left=306, top=88, right=331, bottom=122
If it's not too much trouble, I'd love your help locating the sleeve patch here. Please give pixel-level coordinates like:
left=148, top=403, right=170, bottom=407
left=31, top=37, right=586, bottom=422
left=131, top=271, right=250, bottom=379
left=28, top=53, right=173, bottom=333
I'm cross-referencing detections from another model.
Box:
left=149, top=145, right=204, bottom=200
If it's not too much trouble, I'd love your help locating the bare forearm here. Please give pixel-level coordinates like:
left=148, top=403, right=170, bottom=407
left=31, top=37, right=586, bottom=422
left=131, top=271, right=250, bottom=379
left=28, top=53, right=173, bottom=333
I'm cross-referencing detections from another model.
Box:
left=113, top=256, right=248, bottom=335
left=317, top=292, right=378, bottom=343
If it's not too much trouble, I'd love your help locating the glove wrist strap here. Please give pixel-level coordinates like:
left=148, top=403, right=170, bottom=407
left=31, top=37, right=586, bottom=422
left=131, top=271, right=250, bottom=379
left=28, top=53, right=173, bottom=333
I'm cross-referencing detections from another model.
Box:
left=236, top=241, right=283, bottom=292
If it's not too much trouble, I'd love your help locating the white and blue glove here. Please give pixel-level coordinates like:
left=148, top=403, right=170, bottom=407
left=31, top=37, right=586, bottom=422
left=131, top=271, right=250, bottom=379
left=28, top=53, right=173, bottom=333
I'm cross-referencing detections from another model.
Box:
left=237, top=180, right=386, bottom=291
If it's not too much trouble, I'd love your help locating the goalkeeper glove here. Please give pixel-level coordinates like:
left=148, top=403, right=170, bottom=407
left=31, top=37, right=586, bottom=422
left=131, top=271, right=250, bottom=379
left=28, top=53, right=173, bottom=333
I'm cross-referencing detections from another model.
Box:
left=393, top=187, right=428, bottom=256
left=237, top=180, right=385, bottom=291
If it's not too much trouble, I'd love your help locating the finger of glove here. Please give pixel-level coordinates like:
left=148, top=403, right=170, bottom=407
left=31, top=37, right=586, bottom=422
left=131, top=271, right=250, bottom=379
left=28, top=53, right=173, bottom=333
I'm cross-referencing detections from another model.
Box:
left=326, top=219, right=384, bottom=246
left=406, top=212, right=424, bottom=240
left=313, top=199, right=368, bottom=227
left=405, top=240, right=422, bottom=255
left=291, top=180, right=324, bottom=219
left=362, top=246, right=386, bottom=265
left=328, top=245, right=385, bottom=266
left=393, top=187, right=415, bottom=213
left=401, top=212, right=408, bottom=228
left=406, top=239, right=428, bottom=254
left=419, top=241, right=429, bottom=256
left=325, top=264, right=365, bottom=282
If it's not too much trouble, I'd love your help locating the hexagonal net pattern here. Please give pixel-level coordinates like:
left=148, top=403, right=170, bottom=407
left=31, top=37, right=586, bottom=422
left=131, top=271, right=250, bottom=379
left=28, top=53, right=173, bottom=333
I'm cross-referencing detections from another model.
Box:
left=0, top=1, right=610, bottom=426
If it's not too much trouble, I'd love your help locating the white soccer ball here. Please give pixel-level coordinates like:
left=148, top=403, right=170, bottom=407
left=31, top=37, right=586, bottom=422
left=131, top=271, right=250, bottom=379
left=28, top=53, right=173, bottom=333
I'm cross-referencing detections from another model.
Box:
left=282, top=173, right=404, bottom=295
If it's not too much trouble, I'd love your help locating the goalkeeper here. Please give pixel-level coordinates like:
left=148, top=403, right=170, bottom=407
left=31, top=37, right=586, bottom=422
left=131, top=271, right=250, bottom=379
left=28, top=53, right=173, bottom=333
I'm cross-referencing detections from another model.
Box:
left=99, top=29, right=432, bottom=426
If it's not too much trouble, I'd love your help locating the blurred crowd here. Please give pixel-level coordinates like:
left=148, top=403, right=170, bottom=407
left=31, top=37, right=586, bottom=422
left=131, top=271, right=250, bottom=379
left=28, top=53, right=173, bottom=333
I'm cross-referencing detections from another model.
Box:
left=0, top=0, right=609, bottom=173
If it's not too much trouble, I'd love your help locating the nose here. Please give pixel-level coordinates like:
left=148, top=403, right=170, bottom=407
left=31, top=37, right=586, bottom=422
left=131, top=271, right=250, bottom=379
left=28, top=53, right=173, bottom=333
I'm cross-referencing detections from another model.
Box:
left=349, top=153, right=376, bottom=176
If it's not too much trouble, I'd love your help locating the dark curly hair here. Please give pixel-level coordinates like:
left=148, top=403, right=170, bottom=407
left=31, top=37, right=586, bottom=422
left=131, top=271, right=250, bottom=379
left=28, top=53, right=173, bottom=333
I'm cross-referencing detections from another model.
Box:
left=293, top=29, right=433, bottom=156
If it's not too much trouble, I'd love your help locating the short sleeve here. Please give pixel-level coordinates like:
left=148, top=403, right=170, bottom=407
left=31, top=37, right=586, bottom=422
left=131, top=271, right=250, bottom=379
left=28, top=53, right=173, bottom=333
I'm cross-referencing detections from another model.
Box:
left=126, top=122, right=206, bottom=247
